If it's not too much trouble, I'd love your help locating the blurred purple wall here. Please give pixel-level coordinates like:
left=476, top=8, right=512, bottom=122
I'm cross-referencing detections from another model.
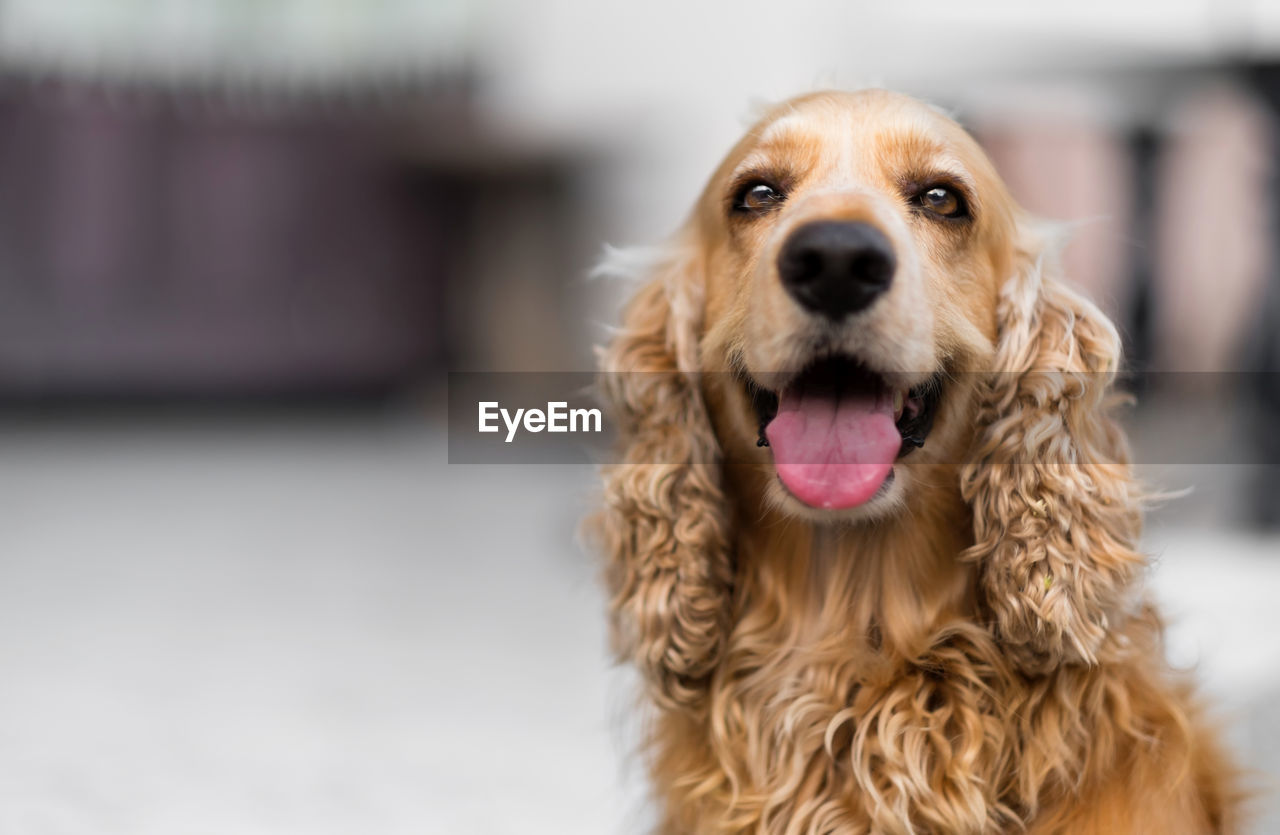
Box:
left=0, top=80, right=459, bottom=397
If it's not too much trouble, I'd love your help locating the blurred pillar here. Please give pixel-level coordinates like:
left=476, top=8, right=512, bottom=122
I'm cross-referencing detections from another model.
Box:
left=1151, top=84, right=1274, bottom=375
left=978, top=111, right=1134, bottom=323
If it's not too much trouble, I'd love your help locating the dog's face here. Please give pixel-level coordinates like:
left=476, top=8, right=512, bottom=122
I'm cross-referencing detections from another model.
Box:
left=600, top=89, right=1138, bottom=697
left=600, top=90, right=1135, bottom=689
left=688, top=90, right=1022, bottom=521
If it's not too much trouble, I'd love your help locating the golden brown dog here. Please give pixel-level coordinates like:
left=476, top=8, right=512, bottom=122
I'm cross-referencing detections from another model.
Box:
left=594, top=90, right=1240, bottom=833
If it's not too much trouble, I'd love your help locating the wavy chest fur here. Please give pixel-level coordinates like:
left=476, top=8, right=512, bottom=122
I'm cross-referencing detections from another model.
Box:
left=643, top=508, right=1173, bottom=835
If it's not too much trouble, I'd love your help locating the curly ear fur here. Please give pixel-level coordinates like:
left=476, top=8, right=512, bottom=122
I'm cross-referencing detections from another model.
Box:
left=961, top=233, right=1145, bottom=674
left=593, top=246, right=734, bottom=712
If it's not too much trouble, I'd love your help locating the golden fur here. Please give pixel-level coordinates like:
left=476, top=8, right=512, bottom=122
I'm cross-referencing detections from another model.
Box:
left=593, top=90, right=1241, bottom=833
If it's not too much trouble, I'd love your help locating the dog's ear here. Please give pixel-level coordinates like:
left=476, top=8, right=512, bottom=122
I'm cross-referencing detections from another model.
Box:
left=592, top=243, right=733, bottom=712
left=960, top=228, right=1145, bottom=674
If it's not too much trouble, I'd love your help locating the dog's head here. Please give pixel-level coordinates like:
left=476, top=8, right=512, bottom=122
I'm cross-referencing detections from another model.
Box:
left=598, top=90, right=1142, bottom=698
left=687, top=89, right=1023, bottom=519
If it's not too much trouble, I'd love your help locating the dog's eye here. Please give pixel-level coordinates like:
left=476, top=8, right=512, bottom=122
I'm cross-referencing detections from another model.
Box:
left=735, top=182, right=785, bottom=214
left=915, top=186, right=967, bottom=219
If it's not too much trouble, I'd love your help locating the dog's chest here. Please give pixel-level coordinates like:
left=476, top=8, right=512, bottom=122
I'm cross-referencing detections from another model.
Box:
left=681, top=615, right=1013, bottom=832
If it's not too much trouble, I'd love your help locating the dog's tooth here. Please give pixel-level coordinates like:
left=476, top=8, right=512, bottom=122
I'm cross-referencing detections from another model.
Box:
left=893, top=390, right=904, bottom=414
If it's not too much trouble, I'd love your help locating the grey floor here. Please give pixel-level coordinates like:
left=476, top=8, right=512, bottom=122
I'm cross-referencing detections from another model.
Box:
left=0, top=413, right=1274, bottom=833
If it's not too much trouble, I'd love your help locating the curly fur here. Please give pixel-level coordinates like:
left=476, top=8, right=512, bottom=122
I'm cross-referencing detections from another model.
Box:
left=598, top=253, right=735, bottom=711
left=959, top=233, right=1146, bottom=674
left=590, top=90, right=1242, bottom=834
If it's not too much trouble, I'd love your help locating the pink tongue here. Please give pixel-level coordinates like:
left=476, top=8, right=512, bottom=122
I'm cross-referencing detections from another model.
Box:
left=764, top=387, right=900, bottom=509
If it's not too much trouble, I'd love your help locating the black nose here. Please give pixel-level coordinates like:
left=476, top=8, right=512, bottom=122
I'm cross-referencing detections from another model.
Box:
left=777, top=221, right=895, bottom=319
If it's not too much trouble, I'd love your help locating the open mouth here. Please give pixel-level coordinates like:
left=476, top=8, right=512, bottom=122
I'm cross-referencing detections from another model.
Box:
left=744, top=356, right=942, bottom=510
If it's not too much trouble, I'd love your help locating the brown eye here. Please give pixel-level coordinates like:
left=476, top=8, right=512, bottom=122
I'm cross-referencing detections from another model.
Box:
left=735, top=182, right=785, bottom=214
left=916, top=186, right=966, bottom=218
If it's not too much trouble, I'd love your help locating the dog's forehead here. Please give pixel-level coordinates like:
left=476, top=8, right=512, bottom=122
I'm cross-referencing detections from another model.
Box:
left=760, top=91, right=960, bottom=142
left=739, top=91, right=972, bottom=179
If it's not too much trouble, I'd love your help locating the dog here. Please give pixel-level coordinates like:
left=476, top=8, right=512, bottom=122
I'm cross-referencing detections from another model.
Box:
left=592, top=90, right=1240, bottom=833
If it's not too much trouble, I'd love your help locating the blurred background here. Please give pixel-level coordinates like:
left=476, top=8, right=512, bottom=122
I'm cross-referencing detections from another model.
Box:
left=1, top=1, right=1279, bottom=832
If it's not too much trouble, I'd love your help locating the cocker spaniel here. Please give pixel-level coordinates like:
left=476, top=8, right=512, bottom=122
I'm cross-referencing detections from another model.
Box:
left=593, top=90, right=1240, bottom=833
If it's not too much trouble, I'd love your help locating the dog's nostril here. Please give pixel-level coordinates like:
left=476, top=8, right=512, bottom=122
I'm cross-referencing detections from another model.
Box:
left=798, top=250, right=823, bottom=278
left=851, top=253, right=892, bottom=284
left=778, top=221, right=896, bottom=320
